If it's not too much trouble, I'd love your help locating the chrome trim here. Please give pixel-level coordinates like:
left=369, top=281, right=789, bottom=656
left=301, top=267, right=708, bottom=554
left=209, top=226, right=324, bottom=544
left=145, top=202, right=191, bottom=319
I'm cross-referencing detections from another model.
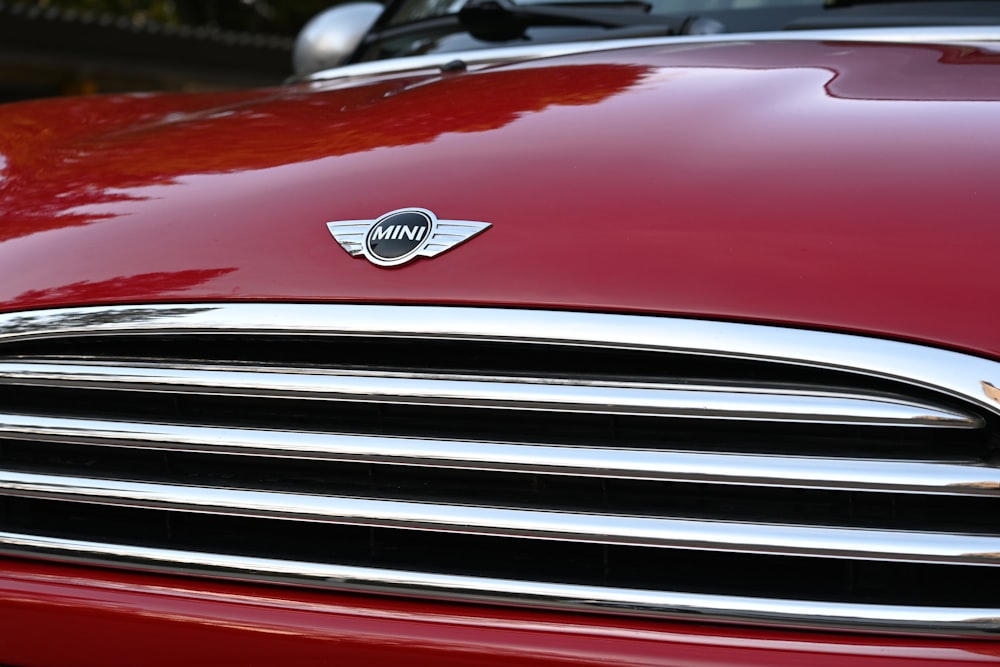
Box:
left=0, top=359, right=978, bottom=427
left=3, top=412, right=997, bottom=496
left=326, top=208, right=492, bottom=267
left=2, top=531, right=998, bottom=636
left=0, top=304, right=997, bottom=415
left=3, top=469, right=1000, bottom=566
left=2, top=304, right=1000, bottom=636
left=303, top=27, right=1000, bottom=84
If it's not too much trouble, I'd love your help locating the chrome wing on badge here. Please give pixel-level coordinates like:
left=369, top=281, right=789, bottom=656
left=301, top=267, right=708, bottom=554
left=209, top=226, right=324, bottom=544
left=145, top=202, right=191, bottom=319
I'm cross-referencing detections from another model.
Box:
left=327, top=207, right=491, bottom=268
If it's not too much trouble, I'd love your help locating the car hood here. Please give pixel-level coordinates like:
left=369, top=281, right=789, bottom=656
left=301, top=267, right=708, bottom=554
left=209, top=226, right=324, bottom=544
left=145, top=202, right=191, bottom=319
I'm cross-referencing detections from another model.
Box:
left=0, top=38, right=997, bottom=356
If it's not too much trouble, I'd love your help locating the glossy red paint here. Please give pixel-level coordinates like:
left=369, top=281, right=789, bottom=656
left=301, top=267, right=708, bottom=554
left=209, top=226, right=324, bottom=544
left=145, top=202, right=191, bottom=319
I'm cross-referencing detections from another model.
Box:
left=2, top=558, right=998, bottom=667
left=0, top=40, right=997, bottom=358
left=1, top=36, right=999, bottom=664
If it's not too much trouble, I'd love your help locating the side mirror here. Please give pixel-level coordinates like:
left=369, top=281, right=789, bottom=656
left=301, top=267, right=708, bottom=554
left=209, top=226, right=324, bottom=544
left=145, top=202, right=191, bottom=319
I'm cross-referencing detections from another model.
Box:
left=293, top=3, right=384, bottom=76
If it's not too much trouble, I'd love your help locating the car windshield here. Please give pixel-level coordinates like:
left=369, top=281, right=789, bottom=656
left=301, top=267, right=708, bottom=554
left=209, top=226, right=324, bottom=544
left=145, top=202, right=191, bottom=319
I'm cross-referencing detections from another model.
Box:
left=355, top=0, right=1000, bottom=62
left=389, top=0, right=819, bottom=24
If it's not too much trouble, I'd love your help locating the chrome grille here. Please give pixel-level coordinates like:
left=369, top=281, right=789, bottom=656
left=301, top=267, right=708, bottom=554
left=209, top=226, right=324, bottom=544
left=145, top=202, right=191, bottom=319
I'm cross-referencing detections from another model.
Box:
left=0, top=304, right=998, bottom=636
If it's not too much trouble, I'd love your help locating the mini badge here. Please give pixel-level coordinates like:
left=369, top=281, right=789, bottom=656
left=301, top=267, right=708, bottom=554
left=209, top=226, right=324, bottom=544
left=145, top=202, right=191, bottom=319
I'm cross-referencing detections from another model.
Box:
left=326, top=208, right=491, bottom=267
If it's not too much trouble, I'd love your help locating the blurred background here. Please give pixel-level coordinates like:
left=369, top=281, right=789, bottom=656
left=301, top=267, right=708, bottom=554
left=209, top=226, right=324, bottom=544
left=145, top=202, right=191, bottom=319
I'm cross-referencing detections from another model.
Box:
left=0, top=0, right=345, bottom=101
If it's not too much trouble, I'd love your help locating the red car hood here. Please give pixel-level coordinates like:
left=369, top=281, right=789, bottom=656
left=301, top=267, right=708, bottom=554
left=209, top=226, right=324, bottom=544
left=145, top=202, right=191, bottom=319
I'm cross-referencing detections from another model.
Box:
left=0, top=38, right=996, bottom=356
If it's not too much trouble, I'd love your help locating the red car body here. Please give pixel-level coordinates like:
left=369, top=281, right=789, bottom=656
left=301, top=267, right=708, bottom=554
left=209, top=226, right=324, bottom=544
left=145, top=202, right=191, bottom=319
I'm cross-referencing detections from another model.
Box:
left=0, top=35, right=998, bottom=665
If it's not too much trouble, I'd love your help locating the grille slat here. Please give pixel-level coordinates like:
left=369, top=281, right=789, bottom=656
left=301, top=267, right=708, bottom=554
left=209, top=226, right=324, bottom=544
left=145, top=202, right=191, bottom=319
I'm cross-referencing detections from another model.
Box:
left=0, top=359, right=978, bottom=427
left=5, top=469, right=1000, bottom=566
left=5, top=529, right=999, bottom=635
left=0, top=304, right=999, bottom=636
left=0, top=412, right=997, bottom=496
left=4, top=529, right=1000, bottom=636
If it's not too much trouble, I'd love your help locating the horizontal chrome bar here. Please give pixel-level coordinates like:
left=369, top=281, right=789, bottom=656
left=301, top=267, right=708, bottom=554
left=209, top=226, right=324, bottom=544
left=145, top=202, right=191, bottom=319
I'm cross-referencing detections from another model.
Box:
left=3, top=412, right=999, bottom=496
left=0, top=359, right=979, bottom=428
left=2, top=470, right=1000, bottom=566
left=1, top=531, right=998, bottom=637
left=0, top=304, right=996, bottom=417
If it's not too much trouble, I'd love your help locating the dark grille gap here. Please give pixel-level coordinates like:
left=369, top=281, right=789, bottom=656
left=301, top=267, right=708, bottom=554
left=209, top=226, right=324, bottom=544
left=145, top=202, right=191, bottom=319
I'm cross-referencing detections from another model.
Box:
left=0, top=384, right=989, bottom=460
left=0, top=332, right=977, bottom=406
left=4, top=496, right=1000, bottom=609
left=2, top=439, right=999, bottom=534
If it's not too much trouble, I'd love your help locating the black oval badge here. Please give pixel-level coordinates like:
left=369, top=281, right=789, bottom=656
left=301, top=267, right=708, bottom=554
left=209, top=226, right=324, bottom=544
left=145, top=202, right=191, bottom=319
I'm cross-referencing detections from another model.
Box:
left=365, top=209, right=433, bottom=265
left=327, top=207, right=491, bottom=268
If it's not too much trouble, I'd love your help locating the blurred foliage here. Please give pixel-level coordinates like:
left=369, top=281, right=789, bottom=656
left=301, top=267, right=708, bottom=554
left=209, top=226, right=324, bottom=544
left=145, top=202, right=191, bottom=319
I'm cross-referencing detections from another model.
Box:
left=35, top=0, right=340, bottom=35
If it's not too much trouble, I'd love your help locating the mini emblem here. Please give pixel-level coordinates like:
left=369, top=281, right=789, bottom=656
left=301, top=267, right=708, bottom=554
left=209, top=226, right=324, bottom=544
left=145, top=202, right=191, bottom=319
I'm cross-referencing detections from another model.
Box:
left=326, top=208, right=491, bottom=267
